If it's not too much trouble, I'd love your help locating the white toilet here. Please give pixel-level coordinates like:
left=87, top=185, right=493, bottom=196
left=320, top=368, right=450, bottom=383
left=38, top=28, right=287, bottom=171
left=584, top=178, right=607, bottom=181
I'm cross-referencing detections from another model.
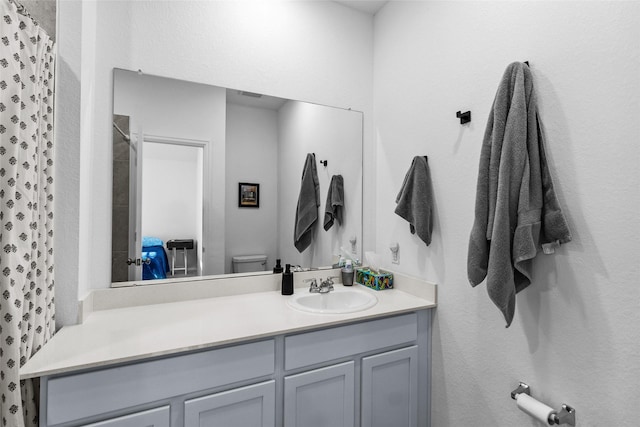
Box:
left=231, top=255, right=268, bottom=273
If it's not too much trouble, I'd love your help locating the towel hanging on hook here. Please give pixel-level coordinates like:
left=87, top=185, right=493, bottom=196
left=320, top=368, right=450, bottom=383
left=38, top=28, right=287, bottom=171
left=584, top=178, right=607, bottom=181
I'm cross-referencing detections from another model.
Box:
left=394, top=156, right=434, bottom=246
left=467, top=61, right=572, bottom=328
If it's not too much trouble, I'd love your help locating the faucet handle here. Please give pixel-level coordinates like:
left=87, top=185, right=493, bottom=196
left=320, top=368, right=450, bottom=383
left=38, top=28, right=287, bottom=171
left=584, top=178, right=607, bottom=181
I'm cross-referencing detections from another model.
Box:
left=320, top=277, right=335, bottom=291
left=304, top=278, right=319, bottom=292
left=324, top=276, right=340, bottom=285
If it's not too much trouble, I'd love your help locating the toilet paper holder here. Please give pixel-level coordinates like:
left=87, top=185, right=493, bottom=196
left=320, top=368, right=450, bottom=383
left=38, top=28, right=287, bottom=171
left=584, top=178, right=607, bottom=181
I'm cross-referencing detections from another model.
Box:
left=511, top=382, right=576, bottom=426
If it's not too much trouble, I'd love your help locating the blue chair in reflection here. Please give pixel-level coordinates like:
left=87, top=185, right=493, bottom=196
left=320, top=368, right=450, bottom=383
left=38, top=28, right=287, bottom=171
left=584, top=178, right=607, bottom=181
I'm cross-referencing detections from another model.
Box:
left=142, top=236, right=170, bottom=280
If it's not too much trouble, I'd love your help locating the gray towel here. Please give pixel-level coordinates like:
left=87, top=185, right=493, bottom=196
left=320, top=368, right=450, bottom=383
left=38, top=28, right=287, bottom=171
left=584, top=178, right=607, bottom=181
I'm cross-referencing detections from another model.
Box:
left=294, top=153, right=320, bottom=252
left=395, top=156, right=433, bottom=246
left=468, top=62, right=572, bottom=327
left=324, top=175, right=344, bottom=231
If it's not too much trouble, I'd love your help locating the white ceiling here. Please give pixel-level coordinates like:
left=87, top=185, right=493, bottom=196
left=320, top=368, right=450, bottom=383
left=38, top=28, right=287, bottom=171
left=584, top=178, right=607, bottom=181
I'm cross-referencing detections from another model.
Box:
left=334, top=1, right=388, bottom=15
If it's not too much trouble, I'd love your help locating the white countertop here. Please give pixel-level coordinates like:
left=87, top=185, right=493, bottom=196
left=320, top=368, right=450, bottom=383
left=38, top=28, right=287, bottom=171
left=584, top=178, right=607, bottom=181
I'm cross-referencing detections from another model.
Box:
left=20, top=281, right=436, bottom=379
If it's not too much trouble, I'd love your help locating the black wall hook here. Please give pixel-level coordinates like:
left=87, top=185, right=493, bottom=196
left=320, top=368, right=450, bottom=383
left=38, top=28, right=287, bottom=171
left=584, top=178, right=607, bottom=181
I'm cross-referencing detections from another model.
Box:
left=312, top=152, right=327, bottom=166
left=456, top=110, right=471, bottom=125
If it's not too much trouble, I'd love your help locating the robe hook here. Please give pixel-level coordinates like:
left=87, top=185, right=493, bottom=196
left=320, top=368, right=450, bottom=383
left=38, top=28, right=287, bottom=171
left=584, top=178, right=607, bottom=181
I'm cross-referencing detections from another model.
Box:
left=456, top=110, right=471, bottom=125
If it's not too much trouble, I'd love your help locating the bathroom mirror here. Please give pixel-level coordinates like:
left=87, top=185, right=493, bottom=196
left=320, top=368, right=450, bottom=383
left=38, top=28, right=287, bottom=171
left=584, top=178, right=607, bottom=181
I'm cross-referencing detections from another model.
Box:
left=111, top=68, right=363, bottom=285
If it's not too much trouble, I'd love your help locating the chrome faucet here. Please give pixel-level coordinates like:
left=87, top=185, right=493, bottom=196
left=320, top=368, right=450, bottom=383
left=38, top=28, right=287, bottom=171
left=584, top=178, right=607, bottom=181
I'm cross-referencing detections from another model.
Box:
left=307, top=276, right=339, bottom=294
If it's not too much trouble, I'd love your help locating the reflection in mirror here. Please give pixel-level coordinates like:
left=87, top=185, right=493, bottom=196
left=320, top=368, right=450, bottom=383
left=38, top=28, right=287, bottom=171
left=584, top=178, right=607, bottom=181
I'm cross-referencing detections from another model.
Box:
left=111, top=69, right=363, bottom=286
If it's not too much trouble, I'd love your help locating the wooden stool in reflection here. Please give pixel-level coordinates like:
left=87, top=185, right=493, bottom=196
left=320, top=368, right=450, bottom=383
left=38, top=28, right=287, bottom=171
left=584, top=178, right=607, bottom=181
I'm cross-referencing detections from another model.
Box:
left=166, top=239, right=194, bottom=276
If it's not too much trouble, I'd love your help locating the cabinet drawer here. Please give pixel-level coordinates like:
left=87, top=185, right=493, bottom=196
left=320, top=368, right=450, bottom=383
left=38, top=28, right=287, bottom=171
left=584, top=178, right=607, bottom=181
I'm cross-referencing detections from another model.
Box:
left=80, top=406, right=170, bottom=427
left=285, top=313, right=417, bottom=370
left=46, top=339, right=274, bottom=426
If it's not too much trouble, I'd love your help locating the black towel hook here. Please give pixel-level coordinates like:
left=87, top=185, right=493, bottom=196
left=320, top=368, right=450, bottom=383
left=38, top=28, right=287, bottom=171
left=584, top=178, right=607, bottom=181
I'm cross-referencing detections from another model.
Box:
left=312, top=153, right=327, bottom=166
left=456, top=110, right=471, bottom=125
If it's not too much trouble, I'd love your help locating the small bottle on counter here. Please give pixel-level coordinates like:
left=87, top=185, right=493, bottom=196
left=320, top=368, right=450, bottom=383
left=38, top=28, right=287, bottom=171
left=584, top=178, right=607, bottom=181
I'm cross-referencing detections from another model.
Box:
left=282, top=264, right=294, bottom=295
left=273, top=258, right=283, bottom=274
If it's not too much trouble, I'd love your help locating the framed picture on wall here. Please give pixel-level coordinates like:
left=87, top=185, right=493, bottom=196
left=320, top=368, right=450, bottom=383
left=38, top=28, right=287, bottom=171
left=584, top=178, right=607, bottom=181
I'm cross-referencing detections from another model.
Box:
left=238, top=182, right=260, bottom=208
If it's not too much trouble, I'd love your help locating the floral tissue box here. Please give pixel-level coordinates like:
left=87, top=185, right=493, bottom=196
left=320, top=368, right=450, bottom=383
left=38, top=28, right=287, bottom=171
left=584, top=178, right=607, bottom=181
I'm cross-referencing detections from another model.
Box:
left=355, top=268, right=393, bottom=290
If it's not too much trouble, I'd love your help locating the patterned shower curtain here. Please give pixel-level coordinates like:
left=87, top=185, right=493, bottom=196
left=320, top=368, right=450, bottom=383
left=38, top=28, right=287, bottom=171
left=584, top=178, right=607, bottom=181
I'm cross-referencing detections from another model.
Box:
left=0, top=0, right=55, bottom=426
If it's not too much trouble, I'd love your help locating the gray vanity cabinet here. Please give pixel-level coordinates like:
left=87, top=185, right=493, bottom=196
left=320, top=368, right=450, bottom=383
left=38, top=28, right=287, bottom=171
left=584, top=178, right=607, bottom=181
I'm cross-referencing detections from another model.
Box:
left=39, top=311, right=431, bottom=427
left=184, top=380, right=276, bottom=427
left=284, top=362, right=355, bottom=427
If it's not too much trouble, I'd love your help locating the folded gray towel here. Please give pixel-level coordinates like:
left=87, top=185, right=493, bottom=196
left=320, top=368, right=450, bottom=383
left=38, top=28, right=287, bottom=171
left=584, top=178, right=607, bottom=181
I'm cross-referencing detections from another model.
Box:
left=468, top=62, right=572, bottom=327
left=294, top=153, right=320, bottom=252
left=324, top=175, right=344, bottom=231
left=395, top=156, right=433, bottom=246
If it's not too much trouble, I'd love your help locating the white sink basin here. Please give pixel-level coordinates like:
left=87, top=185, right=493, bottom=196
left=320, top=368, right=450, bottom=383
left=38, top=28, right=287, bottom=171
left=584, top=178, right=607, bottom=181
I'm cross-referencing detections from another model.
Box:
left=287, top=287, right=378, bottom=314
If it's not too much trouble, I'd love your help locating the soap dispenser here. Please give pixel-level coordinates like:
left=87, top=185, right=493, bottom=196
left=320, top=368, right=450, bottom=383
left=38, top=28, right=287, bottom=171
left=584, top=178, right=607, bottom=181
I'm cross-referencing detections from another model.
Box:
left=273, top=259, right=283, bottom=274
left=282, top=264, right=294, bottom=295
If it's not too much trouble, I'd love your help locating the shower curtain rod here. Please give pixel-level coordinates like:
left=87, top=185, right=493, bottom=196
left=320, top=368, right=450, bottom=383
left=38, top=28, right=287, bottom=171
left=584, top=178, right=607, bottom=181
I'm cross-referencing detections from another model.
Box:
left=112, top=122, right=131, bottom=142
left=112, top=122, right=137, bottom=153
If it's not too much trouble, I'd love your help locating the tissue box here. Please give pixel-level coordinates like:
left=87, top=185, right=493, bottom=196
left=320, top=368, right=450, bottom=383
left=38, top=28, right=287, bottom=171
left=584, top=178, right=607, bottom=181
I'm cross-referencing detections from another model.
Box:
left=355, top=268, right=393, bottom=290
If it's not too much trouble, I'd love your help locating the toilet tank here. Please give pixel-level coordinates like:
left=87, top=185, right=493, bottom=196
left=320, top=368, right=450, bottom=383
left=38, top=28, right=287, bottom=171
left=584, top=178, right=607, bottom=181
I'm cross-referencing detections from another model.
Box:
left=232, top=255, right=268, bottom=273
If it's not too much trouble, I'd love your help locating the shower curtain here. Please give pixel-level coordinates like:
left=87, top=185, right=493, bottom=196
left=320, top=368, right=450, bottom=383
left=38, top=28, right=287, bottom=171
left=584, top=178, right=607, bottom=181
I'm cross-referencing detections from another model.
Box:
left=0, top=1, right=56, bottom=426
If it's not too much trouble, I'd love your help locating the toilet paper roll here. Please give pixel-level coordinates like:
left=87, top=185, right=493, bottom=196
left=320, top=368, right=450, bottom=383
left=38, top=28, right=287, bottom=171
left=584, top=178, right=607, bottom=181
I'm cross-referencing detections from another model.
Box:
left=516, top=393, right=554, bottom=424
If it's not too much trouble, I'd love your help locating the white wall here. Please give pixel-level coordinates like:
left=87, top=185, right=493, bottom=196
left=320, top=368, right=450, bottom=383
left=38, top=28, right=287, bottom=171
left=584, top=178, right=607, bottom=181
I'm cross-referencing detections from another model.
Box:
left=225, top=103, right=279, bottom=273
left=374, top=2, right=640, bottom=426
left=278, top=101, right=363, bottom=268
left=54, top=0, right=98, bottom=326
left=54, top=1, right=374, bottom=326
left=142, top=143, right=202, bottom=242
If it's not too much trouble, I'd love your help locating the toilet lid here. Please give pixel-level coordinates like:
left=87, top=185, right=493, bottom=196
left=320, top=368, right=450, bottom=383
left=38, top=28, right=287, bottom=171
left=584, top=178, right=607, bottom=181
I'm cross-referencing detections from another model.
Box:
left=232, top=255, right=267, bottom=263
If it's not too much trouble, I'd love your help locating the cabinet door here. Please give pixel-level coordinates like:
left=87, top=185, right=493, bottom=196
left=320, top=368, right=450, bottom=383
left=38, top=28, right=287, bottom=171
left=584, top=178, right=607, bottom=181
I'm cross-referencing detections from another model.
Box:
left=284, top=361, right=354, bottom=427
left=184, top=380, right=275, bottom=427
left=361, top=346, right=418, bottom=427
left=80, top=405, right=170, bottom=427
